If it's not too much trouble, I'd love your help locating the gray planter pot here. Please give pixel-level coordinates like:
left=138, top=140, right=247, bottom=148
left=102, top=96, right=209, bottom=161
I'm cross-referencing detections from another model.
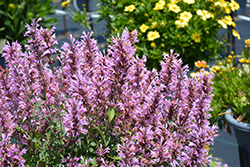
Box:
left=225, top=108, right=250, bottom=167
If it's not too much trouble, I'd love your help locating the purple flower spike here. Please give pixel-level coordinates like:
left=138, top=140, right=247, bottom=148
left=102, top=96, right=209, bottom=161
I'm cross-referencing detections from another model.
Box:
left=0, top=18, right=220, bottom=166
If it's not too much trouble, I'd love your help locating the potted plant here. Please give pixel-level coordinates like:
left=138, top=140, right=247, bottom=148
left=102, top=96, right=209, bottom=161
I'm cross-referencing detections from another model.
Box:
left=192, top=38, right=250, bottom=167
left=0, top=18, right=225, bottom=166
left=72, top=0, right=240, bottom=70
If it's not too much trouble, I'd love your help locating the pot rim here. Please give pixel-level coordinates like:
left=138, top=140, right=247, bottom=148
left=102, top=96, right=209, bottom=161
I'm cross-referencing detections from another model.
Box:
left=225, top=108, right=250, bottom=132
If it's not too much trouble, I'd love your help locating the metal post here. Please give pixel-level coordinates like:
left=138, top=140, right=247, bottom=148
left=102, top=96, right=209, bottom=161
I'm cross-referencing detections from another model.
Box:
left=62, top=3, right=67, bottom=34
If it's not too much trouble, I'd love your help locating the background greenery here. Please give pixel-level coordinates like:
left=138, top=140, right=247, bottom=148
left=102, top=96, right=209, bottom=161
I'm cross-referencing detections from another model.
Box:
left=0, top=0, right=58, bottom=45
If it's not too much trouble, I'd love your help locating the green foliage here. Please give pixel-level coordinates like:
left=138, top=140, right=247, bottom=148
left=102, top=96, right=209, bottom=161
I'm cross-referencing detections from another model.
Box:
left=72, top=0, right=240, bottom=70
left=206, top=40, right=250, bottom=129
left=0, top=0, right=57, bottom=45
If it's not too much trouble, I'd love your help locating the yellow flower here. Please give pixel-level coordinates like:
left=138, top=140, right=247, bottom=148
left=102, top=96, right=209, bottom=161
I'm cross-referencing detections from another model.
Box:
left=170, top=0, right=178, bottom=3
left=211, top=65, right=220, bottom=73
left=147, top=31, right=160, bottom=41
left=232, top=29, right=240, bottom=40
left=239, top=58, right=245, bottom=63
left=151, top=42, right=156, bottom=47
left=168, top=3, right=181, bottom=13
left=180, top=11, right=193, bottom=21
left=218, top=62, right=223, bottom=65
left=129, top=19, right=132, bottom=23
left=231, top=51, right=234, bottom=55
left=223, top=6, right=231, bottom=14
left=124, top=4, right=136, bottom=12
left=245, top=39, right=250, bottom=46
left=161, top=43, right=165, bottom=47
left=228, top=55, right=232, bottom=59
left=183, top=0, right=195, bottom=4
left=196, top=9, right=213, bottom=20
left=114, top=28, right=117, bottom=32
left=231, top=67, right=236, bottom=71
left=204, top=71, right=210, bottom=76
left=230, top=20, right=234, bottom=28
left=190, top=72, right=198, bottom=77
left=153, top=0, right=166, bottom=11
left=141, top=3, right=145, bottom=6
left=9, top=3, right=14, bottom=8
left=246, top=59, right=250, bottom=64
left=214, top=0, right=227, bottom=7
left=191, top=32, right=201, bottom=43
left=195, top=60, right=208, bottom=68
left=161, top=21, right=165, bottom=26
left=151, top=21, right=159, bottom=28
left=175, top=19, right=188, bottom=28
left=224, top=15, right=233, bottom=26
left=227, top=59, right=231, bottom=63
left=139, top=24, right=150, bottom=33
left=218, top=19, right=227, bottom=29
left=112, top=1, right=116, bottom=4
left=61, top=0, right=70, bottom=8
left=230, top=0, right=240, bottom=12
left=145, top=13, right=148, bottom=17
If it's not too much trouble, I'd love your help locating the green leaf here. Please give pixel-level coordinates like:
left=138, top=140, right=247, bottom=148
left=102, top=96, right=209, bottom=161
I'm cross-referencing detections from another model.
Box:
left=39, top=152, right=45, bottom=161
left=32, top=138, right=40, bottom=143
left=107, top=155, right=122, bottom=160
left=0, top=27, right=5, bottom=32
left=108, top=107, right=115, bottom=122
left=0, top=38, right=6, bottom=53
left=92, top=126, right=107, bottom=146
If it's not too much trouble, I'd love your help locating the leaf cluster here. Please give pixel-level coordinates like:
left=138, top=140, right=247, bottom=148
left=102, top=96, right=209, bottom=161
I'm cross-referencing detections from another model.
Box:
left=209, top=45, right=250, bottom=129
left=0, top=0, right=58, bottom=45
left=72, top=0, right=238, bottom=70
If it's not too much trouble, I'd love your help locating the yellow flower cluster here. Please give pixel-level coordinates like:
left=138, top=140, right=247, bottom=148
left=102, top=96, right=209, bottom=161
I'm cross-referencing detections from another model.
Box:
left=239, top=58, right=250, bottom=64
left=196, top=9, right=214, bottom=20
left=218, top=15, right=236, bottom=29
left=153, top=0, right=166, bottom=11
left=190, top=70, right=210, bottom=78
left=175, top=11, right=192, bottom=28
left=124, top=4, right=136, bottom=12
left=167, top=3, right=181, bottom=13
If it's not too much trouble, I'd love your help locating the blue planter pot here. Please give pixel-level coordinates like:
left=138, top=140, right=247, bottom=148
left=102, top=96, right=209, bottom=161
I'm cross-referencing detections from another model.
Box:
left=225, top=108, right=250, bottom=167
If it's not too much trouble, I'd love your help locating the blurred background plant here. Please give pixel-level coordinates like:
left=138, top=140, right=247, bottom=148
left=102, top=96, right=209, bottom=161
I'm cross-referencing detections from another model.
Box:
left=0, top=0, right=58, bottom=46
left=191, top=38, right=250, bottom=133
left=71, top=0, right=240, bottom=70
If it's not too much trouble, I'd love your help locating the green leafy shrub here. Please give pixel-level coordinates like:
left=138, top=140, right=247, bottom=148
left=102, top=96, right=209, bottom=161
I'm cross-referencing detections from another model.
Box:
left=0, top=0, right=57, bottom=45
left=192, top=39, right=250, bottom=131
left=73, top=0, right=240, bottom=70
